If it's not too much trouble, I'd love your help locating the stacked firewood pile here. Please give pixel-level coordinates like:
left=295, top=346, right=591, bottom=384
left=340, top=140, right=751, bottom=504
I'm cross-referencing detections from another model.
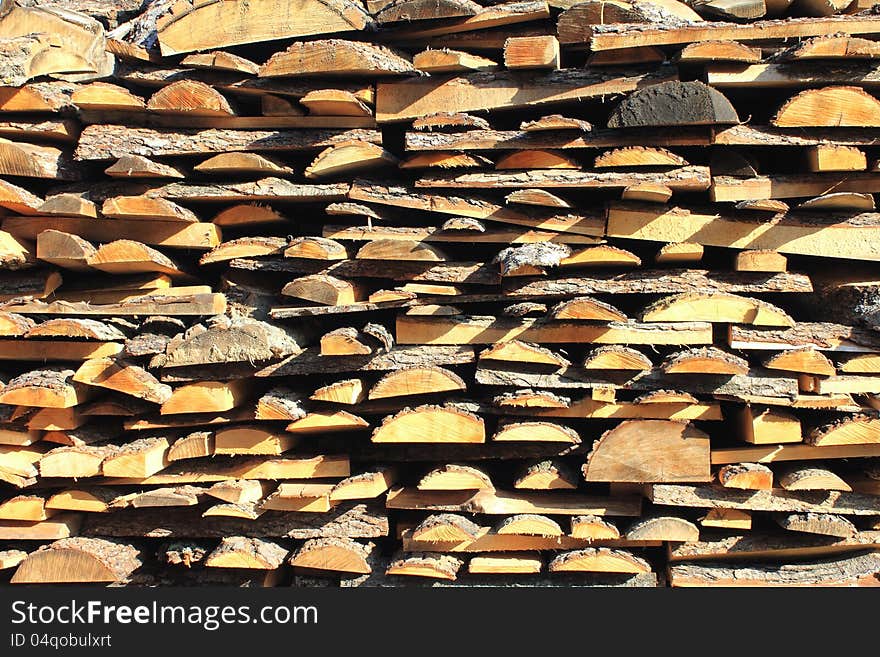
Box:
left=0, top=0, right=879, bottom=587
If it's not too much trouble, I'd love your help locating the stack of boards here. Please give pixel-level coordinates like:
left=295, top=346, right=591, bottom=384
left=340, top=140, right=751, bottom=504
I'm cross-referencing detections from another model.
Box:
left=0, top=0, right=879, bottom=588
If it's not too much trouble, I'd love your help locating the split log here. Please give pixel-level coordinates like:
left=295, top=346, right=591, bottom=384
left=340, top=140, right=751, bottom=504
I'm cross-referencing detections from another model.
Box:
left=282, top=274, right=365, bottom=306
left=73, top=358, right=171, bottom=404
left=773, top=86, right=880, bottom=127
left=331, top=468, right=398, bottom=501
left=387, top=486, right=641, bottom=517
left=583, top=420, right=711, bottom=483
left=11, top=538, right=140, bottom=584
left=101, top=437, right=170, bottom=478
left=514, top=459, right=579, bottom=490
left=808, top=415, right=880, bottom=446
left=412, top=514, right=483, bottom=542
left=0, top=369, right=91, bottom=408
left=608, top=81, right=738, bottom=129
left=676, top=40, right=762, bottom=63
left=300, top=90, right=372, bottom=117
left=376, top=0, right=480, bottom=21
left=661, top=347, right=749, bottom=375
left=496, top=514, right=563, bottom=537
left=154, top=0, right=371, bottom=55
left=718, top=463, right=773, bottom=490
left=386, top=551, right=463, bottom=580
left=181, top=51, right=260, bottom=74
left=625, top=515, right=699, bottom=542
left=204, top=537, right=288, bottom=570
left=368, top=366, right=466, bottom=399
left=549, top=548, right=651, bottom=574
left=493, top=421, right=580, bottom=443
left=167, top=431, right=214, bottom=462
left=412, top=48, right=498, bottom=73
left=583, top=346, right=652, bottom=371
left=290, top=538, right=373, bottom=574
left=372, top=404, right=484, bottom=443
left=262, top=40, right=414, bottom=78
left=777, top=513, right=856, bottom=538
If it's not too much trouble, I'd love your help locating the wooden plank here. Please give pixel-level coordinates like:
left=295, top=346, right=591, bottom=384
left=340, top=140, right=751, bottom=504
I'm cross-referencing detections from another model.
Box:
left=386, top=487, right=642, bottom=516
left=405, top=127, right=711, bottom=151
left=397, top=315, right=714, bottom=345
left=711, top=173, right=880, bottom=201
left=504, top=270, right=813, bottom=296
left=4, top=216, right=220, bottom=250
left=75, top=126, right=382, bottom=160
left=707, top=62, right=880, bottom=88
left=712, top=443, right=880, bottom=464
left=649, top=484, right=880, bottom=515
left=606, top=203, right=880, bottom=261
left=578, top=15, right=880, bottom=50
left=376, top=67, right=676, bottom=122
left=415, top=166, right=711, bottom=190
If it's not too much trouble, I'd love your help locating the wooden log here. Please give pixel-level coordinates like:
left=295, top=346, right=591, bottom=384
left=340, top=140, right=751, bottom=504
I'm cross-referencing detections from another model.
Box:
left=808, top=415, right=880, bottom=446
left=737, top=406, right=802, bottom=444
left=661, top=347, right=748, bottom=376
left=655, top=242, right=703, bottom=264
left=786, top=35, right=880, bottom=60
left=36, top=228, right=95, bottom=272
left=643, top=292, right=793, bottom=326
left=158, top=317, right=305, bottom=368
left=300, top=89, right=372, bottom=117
